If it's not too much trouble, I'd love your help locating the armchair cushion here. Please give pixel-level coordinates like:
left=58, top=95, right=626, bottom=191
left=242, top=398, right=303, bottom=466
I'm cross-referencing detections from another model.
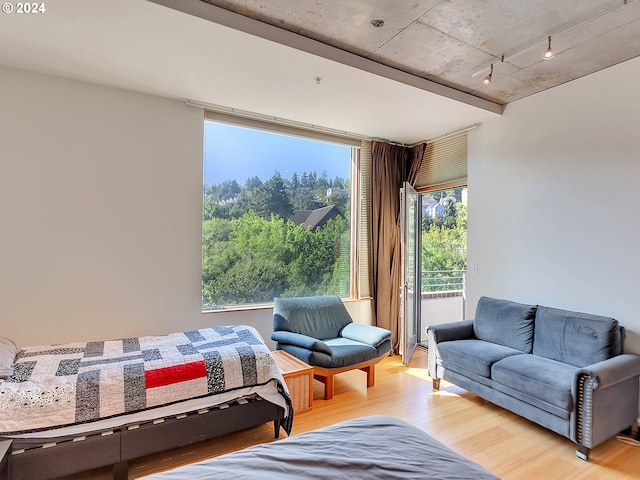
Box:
left=277, top=344, right=332, bottom=368
left=341, top=323, right=391, bottom=349
left=273, top=295, right=353, bottom=339
left=324, top=338, right=381, bottom=367
left=270, top=331, right=333, bottom=355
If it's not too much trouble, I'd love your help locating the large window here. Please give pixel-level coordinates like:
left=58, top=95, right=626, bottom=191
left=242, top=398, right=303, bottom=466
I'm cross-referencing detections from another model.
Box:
left=202, top=120, right=356, bottom=309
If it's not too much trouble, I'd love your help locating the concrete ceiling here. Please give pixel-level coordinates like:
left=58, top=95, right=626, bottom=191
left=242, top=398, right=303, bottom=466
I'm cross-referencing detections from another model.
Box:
left=201, top=0, right=640, bottom=105
left=0, top=0, right=638, bottom=144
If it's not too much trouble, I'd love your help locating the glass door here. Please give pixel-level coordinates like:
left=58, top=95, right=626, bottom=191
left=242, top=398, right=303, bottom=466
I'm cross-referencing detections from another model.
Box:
left=400, top=182, right=421, bottom=365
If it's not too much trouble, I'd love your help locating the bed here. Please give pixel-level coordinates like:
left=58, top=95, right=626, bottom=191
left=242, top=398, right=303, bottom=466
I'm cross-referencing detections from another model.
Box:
left=142, top=415, right=499, bottom=479
left=0, top=325, right=293, bottom=480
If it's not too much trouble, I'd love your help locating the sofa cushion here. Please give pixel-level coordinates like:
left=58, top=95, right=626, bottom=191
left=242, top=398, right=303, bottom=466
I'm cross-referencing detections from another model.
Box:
left=473, top=297, right=537, bottom=353
left=492, top=354, right=577, bottom=411
left=437, top=339, right=523, bottom=378
left=533, top=306, right=619, bottom=367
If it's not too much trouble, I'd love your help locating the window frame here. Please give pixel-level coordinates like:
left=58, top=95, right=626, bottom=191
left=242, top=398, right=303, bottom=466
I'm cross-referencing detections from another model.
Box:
left=201, top=112, right=366, bottom=312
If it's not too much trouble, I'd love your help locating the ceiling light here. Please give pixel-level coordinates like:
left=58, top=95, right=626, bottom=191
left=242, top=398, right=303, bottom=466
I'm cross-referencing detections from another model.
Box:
left=483, top=64, right=493, bottom=85
left=471, top=0, right=631, bottom=81
left=370, top=19, right=384, bottom=28
left=543, top=36, right=555, bottom=60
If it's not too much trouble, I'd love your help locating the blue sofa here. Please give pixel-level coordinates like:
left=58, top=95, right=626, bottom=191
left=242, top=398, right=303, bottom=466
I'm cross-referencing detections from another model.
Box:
left=428, top=296, right=640, bottom=460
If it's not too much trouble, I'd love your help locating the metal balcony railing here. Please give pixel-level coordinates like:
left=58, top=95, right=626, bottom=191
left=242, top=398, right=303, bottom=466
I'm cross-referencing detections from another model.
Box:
left=421, top=269, right=466, bottom=294
left=419, top=269, right=467, bottom=340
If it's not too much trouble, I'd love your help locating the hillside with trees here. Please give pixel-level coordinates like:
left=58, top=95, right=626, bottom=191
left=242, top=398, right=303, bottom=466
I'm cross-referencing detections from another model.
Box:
left=202, top=170, right=350, bottom=308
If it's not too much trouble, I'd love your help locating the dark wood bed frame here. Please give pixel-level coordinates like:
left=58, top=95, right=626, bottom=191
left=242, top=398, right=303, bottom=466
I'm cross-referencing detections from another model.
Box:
left=2, top=397, right=285, bottom=480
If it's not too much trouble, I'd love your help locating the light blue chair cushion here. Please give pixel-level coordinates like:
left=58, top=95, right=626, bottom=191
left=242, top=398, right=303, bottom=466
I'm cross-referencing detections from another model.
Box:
left=341, top=323, right=391, bottom=348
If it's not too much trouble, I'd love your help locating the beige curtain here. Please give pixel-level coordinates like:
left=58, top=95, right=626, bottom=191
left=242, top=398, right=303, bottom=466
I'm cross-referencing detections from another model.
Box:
left=370, top=141, right=425, bottom=352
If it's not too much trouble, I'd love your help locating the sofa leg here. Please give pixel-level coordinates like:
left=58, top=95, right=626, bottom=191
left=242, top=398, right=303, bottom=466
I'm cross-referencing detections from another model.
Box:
left=432, top=378, right=440, bottom=391
left=576, top=444, right=590, bottom=461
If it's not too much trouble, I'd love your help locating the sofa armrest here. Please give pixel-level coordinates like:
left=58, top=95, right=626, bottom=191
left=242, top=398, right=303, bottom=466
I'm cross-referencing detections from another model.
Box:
left=427, top=320, right=475, bottom=383
left=340, top=323, right=391, bottom=348
left=576, top=353, right=640, bottom=390
left=427, top=319, right=475, bottom=344
left=572, top=353, right=640, bottom=451
left=271, top=331, right=333, bottom=355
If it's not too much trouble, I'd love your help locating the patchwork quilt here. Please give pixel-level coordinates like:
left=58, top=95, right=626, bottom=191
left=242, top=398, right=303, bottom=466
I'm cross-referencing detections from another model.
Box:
left=0, top=325, right=291, bottom=435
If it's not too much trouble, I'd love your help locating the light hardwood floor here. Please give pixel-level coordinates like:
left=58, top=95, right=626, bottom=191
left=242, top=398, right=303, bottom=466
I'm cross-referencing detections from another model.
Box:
left=68, top=348, right=640, bottom=479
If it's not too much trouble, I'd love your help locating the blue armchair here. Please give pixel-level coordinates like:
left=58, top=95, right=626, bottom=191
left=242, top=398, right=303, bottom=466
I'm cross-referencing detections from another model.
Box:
left=272, top=295, right=392, bottom=400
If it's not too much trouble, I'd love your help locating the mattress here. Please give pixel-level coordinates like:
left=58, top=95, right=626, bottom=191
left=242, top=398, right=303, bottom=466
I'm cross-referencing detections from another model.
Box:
left=0, top=325, right=292, bottom=439
left=142, top=415, right=500, bottom=480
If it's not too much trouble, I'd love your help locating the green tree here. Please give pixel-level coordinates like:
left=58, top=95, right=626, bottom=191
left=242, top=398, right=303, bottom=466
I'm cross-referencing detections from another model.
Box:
left=244, top=176, right=262, bottom=192
left=328, top=190, right=348, bottom=215
left=249, top=172, right=293, bottom=219
left=422, top=224, right=467, bottom=272
left=218, top=179, right=241, bottom=200
left=291, top=186, right=317, bottom=210
left=420, top=188, right=467, bottom=292
left=443, top=196, right=458, bottom=228
left=284, top=216, right=348, bottom=296
left=202, top=212, right=289, bottom=306
left=202, top=211, right=349, bottom=307
left=203, top=197, right=229, bottom=221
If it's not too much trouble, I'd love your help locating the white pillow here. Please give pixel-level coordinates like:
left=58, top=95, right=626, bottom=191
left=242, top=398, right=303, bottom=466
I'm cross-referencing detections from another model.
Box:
left=0, top=337, right=19, bottom=379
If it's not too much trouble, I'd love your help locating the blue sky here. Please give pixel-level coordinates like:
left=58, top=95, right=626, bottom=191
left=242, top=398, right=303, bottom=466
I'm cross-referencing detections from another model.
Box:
left=204, top=121, right=351, bottom=186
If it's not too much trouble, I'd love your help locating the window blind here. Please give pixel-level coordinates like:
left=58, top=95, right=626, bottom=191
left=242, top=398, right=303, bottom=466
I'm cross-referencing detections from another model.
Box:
left=204, top=110, right=362, bottom=148
left=415, top=132, right=468, bottom=189
left=358, top=140, right=372, bottom=298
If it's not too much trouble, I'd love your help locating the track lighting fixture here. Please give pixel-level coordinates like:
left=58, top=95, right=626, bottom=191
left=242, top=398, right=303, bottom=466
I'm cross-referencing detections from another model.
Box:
left=543, top=36, right=555, bottom=60
left=471, top=0, right=631, bottom=83
left=483, top=64, right=493, bottom=85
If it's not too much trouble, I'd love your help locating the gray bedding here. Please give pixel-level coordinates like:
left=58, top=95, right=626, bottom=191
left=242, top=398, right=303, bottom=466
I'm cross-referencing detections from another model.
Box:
left=143, top=415, right=499, bottom=479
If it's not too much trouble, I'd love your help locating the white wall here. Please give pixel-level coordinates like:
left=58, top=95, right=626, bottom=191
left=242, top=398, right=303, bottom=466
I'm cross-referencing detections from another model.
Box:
left=467, top=56, right=640, bottom=354
left=0, top=65, right=207, bottom=346
left=0, top=65, right=372, bottom=348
